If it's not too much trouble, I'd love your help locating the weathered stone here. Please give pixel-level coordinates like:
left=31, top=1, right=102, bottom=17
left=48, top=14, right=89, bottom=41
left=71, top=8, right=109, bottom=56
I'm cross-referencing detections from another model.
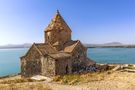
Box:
left=20, top=11, right=96, bottom=77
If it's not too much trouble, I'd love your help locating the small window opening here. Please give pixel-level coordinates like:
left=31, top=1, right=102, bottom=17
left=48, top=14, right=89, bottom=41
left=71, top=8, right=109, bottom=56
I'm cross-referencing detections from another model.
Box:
left=66, top=65, right=68, bottom=74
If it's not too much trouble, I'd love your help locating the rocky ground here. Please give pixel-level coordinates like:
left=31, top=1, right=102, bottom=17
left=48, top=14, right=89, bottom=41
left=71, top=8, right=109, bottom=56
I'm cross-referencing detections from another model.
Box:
left=0, top=64, right=135, bottom=90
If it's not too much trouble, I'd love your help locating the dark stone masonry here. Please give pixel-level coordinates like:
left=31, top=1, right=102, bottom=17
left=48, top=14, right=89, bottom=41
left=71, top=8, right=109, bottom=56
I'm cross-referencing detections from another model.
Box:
left=20, top=11, right=96, bottom=77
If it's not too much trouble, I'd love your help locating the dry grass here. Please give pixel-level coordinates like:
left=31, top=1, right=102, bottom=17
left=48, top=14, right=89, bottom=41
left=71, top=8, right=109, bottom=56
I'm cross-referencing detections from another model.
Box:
left=0, top=71, right=135, bottom=90
left=0, top=82, right=52, bottom=90
left=127, top=65, right=135, bottom=69
left=53, top=72, right=110, bottom=85
left=0, top=78, right=52, bottom=90
left=0, top=78, right=34, bottom=84
left=53, top=64, right=116, bottom=85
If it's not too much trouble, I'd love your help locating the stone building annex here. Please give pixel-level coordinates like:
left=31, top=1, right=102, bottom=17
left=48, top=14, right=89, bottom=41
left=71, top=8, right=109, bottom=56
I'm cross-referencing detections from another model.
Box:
left=20, top=11, right=96, bottom=77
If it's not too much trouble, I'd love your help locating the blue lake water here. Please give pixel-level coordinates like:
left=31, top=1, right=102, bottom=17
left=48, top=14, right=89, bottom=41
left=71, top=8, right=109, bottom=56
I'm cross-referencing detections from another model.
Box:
left=87, top=48, right=135, bottom=64
left=1, top=48, right=135, bottom=77
left=0, top=48, right=28, bottom=77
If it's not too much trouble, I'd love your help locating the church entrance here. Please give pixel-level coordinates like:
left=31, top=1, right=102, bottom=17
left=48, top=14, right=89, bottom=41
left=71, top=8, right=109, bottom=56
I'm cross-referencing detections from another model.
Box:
left=66, top=65, right=68, bottom=74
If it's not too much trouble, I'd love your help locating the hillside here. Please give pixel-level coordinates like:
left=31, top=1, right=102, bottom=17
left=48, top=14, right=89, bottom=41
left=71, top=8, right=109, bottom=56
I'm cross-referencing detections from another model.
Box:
left=0, top=71, right=135, bottom=90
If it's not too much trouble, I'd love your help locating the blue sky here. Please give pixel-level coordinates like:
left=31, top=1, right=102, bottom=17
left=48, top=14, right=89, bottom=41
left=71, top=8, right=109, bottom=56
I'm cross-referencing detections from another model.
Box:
left=0, top=0, right=135, bottom=45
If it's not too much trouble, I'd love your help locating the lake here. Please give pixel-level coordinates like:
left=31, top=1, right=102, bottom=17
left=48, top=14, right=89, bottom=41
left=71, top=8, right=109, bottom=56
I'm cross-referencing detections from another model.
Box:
left=0, top=48, right=28, bottom=77
left=87, top=48, right=135, bottom=64
left=1, top=48, right=135, bottom=77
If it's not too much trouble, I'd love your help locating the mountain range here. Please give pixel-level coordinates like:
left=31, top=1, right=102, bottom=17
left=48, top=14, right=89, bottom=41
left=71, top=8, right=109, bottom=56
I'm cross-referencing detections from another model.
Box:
left=84, top=42, right=135, bottom=48
left=0, top=42, right=135, bottom=49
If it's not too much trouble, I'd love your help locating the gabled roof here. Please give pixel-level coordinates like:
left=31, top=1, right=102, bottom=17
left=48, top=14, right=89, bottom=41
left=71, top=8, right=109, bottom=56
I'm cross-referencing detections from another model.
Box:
left=22, top=43, right=58, bottom=58
left=63, top=40, right=87, bottom=53
left=34, top=43, right=58, bottom=55
left=45, top=10, right=72, bottom=32
left=48, top=52, right=71, bottom=59
left=63, top=40, right=80, bottom=53
left=53, top=41, right=60, bottom=46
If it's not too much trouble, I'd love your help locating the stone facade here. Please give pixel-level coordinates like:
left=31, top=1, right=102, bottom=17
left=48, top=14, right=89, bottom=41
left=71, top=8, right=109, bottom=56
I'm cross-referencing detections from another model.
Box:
left=45, top=11, right=71, bottom=46
left=20, top=11, right=96, bottom=77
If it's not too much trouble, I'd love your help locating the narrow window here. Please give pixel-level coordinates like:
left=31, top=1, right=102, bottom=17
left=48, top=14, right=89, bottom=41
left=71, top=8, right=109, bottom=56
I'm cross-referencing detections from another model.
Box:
left=48, top=36, right=49, bottom=40
left=66, top=65, right=68, bottom=74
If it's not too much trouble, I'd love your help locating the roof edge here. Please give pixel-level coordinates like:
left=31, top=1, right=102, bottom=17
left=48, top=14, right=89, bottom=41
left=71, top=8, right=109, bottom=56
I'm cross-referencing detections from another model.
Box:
left=33, top=43, right=43, bottom=56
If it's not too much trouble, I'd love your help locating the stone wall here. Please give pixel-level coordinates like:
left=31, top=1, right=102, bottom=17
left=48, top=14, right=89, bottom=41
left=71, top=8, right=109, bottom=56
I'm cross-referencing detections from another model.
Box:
left=41, top=56, right=56, bottom=77
left=41, top=55, right=72, bottom=76
left=71, top=42, right=88, bottom=72
left=21, top=45, right=42, bottom=77
left=55, top=57, right=72, bottom=75
left=45, top=29, right=71, bottom=47
left=21, top=58, right=41, bottom=77
left=24, top=45, right=41, bottom=61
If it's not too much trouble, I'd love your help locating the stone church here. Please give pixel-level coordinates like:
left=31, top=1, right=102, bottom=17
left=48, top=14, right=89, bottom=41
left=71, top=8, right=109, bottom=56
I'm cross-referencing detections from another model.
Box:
left=20, top=11, right=96, bottom=77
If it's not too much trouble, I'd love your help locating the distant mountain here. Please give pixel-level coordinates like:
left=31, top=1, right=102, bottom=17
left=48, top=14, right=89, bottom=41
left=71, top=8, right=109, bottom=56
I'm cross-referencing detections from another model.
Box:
left=0, top=43, right=32, bottom=49
left=84, top=42, right=135, bottom=48
left=102, top=42, right=123, bottom=46
left=0, top=42, right=135, bottom=49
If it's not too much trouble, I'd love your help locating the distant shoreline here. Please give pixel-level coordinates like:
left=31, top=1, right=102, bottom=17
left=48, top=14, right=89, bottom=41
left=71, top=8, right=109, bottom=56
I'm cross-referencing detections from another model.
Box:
left=0, top=43, right=32, bottom=49
left=1, top=46, right=135, bottom=49
left=87, top=46, right=135, bottom=48
left=0, top=47, right=29, bottom=49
